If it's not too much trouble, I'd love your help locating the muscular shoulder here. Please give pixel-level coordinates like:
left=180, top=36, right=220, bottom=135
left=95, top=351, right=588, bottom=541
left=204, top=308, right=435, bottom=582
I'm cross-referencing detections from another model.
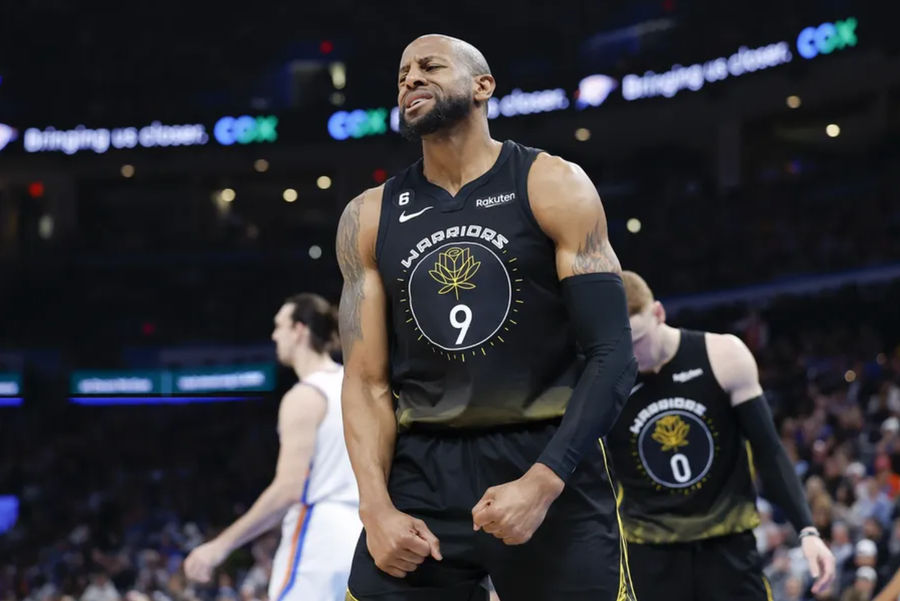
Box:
left=526, top=153, right=598, bottom=233
left=705, top=333, right=763, bottom=405
left=526, top=153, right=620, bottom=277
left=336, top=185, right=385, bottom=269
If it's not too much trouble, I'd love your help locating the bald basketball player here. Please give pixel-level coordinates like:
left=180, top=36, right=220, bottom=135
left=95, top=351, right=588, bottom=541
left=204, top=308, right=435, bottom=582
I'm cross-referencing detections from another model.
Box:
left=605, top=271, right=835, bottom=601
left=336, top=35, right=637, bottom=600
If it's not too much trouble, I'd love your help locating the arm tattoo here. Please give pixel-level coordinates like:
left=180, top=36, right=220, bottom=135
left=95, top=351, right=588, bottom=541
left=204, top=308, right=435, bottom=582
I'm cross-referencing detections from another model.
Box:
left=571, top=221, right=622, bottom=275
left=336, top=198, right=364, bottom=352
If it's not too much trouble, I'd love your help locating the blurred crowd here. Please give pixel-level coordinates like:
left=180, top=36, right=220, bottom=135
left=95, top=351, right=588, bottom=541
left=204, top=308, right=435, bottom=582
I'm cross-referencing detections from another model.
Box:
left=1, top=280, right=899, bottom=601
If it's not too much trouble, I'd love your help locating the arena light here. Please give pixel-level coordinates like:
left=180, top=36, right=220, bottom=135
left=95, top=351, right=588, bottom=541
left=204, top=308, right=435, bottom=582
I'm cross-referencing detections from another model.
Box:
left=627, top=218, right=642, bottom=234
left=221, top=188, right=236, bottom=202
left=121, top=164, right=135, bottom=178
left=27, top=181, right=44, bottom=198
left=330, top=62, right=347, bottom=90
left=826, top=123, right=841, bottom=137
left=38, top=215, right=54, bottom=240
left=309, top=245, right=323, bottom=259
left=786, top=95, right=802, bottom=109
left=575, top=128, right=591, bottom=142
left=317, top=176, right=332, bottom=190
left=254, top=159, right=269, bottom=173
left=283, top=188, right=298, bottom=203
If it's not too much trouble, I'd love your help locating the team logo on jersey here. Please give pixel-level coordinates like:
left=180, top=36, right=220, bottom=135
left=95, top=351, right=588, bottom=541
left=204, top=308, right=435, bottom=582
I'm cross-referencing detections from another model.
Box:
left=429, top=246, right=481, bottom=298
left=398, top=227, right=523, bottom=360
left=632, top=399, right=718, bottom=492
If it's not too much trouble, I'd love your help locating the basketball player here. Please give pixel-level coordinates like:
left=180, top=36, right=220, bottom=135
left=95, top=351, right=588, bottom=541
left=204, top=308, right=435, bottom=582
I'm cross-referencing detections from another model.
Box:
left=184, top=294, right=360, bottom=601
left=605, top=271, right=836, bottom=601
left=336, top=34, right=637, bottom=600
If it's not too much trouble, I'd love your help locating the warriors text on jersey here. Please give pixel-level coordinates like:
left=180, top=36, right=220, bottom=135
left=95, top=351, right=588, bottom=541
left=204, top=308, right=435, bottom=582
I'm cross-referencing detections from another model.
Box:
left=375, top=140, right=579, bottom=428
left=606, top=330, right=760, bottom=544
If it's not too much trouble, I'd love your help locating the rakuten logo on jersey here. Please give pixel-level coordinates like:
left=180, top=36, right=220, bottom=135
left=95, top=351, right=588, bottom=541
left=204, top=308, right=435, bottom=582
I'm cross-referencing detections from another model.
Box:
left=474, top=192, right=516, bottom=209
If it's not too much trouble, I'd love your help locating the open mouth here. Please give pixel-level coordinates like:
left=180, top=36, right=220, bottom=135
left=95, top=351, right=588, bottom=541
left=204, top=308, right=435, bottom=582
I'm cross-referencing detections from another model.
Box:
left=405, top=93, right=433, bottom=111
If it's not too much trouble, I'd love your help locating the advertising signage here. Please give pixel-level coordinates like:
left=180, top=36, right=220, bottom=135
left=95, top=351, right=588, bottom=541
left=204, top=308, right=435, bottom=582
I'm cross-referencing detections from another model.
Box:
left=69, top=363, right=276, bottom=403
left=8, top=115, right=277, bottom=156
left=328, top=16, right=860, bottom=140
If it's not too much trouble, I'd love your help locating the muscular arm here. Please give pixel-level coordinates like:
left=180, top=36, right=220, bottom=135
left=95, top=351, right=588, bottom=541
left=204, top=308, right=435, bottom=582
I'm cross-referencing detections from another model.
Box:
left=336, top=187, right=397, bottom=516
left=529, top=154, right=637, bottom=481
left=708, top=333, right=813, bottom=531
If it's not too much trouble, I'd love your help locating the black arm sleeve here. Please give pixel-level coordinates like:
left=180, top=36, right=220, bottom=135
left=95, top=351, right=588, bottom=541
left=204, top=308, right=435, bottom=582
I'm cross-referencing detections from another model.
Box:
left=735, top=395, right=814, bottom=531
left=536, top=273, right=638, bottom=482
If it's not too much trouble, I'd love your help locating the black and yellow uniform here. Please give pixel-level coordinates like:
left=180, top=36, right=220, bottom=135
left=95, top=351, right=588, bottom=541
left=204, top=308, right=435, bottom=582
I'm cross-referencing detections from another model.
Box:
left=606, top=330, right=770, bottom=601
left=347, top=141, right=627, bottom=600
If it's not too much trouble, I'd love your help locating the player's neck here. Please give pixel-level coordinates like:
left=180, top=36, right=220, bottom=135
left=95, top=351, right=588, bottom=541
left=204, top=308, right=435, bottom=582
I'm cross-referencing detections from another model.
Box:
left=293, top=349, right=337, bottom=381
left=420, top=120, right=501, bottom=196
left=650, top=325, right=681, bottom=373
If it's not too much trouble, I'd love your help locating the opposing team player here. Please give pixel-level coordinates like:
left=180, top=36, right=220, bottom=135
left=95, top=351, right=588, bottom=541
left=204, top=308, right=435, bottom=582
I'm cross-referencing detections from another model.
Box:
left=185, top=294, right=359, bottom=601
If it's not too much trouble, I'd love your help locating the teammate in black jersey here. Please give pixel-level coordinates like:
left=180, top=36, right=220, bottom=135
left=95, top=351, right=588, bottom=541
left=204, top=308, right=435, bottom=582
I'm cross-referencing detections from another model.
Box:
left=605, top=271, right=835, bottom=601
left=336, top=34, right=637, bottom=600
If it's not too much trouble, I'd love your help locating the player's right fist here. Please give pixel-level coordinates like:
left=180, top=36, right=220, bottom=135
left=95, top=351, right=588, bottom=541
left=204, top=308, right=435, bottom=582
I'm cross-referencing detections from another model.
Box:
left=183, top=539, right=228, bottom=583
left=362, top=505, right=442, bottom=578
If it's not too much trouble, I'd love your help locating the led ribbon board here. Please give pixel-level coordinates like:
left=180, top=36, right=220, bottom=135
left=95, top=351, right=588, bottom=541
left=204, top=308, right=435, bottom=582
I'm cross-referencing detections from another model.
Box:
left=0, top=372, right=22, bottom=406
left=69, top=364, right=276, bottom=405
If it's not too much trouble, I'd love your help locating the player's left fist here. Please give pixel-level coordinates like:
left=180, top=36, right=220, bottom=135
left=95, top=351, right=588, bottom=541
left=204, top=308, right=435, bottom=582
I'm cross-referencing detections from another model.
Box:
left=184, top=539, right=229, bottom=583
left=471, top=463, right=564, bottom=545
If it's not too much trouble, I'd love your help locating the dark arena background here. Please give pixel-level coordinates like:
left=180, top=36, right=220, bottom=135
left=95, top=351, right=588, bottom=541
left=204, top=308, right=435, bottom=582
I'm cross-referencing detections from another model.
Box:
left=2, top=2, right=899, bottom=600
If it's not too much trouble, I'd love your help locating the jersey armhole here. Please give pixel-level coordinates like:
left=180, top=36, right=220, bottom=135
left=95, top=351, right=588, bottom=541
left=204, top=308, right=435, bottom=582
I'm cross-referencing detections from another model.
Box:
left=374, top=178, right=395, bottom=266
left=516, top=148, right=555, bottom=245
left=699, top=331, right=731, bottom=398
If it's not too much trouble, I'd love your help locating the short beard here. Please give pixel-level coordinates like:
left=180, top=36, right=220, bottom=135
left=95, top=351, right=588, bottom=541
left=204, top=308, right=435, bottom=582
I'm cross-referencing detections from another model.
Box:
left=399, top=93, right=474, bottom=141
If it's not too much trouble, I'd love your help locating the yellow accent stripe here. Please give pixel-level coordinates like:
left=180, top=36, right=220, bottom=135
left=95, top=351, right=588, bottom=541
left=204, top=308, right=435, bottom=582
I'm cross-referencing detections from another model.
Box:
left=762, top=575, right=773, bottom=601
left=746, top=440, right=757, bottom=482
left=274, top=503, right=311, bottom=600
left=345, top=589, right=361, bottom=601
left=599, top=439, right=636, bottom=600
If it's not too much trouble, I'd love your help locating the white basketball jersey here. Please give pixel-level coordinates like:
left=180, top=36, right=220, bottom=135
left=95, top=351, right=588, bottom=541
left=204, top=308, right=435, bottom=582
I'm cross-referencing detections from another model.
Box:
left=297, top=367, right=358, bottom=506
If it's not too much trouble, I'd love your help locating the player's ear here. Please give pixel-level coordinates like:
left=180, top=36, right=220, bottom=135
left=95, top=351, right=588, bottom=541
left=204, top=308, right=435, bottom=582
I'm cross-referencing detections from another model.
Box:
left=473, top=74, right=495, bottom=105
left=654, top=301, right=666, bottom=325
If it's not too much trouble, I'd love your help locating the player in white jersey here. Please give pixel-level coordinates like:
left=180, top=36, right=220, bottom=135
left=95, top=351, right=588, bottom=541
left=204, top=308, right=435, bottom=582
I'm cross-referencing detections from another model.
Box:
left=184, top=293, right=360, bottom=601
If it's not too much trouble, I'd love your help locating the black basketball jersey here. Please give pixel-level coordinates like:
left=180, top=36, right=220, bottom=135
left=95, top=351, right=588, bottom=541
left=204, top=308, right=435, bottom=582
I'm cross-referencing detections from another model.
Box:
left=374, top=140, right=579, bottom=429
left=605, top=330, right=759, bottom=543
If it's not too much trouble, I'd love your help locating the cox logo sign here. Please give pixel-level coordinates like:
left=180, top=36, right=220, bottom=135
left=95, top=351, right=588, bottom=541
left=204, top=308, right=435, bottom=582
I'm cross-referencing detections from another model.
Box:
left=797, top=17, right=857, bottom=59
left=328, top=109, right=388, bottom=141
left=214, top=115, right=278, bottom=145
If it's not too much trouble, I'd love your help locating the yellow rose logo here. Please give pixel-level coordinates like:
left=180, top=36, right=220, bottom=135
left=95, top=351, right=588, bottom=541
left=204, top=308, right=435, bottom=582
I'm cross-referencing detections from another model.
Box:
left=651, top=415, right=690, bottom=452
left=428, top=247, right=481, bottom=300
